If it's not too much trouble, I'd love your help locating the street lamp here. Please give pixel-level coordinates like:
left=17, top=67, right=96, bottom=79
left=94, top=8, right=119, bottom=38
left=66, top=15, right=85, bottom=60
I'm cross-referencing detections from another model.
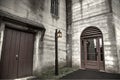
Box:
left=55, top=29, right=62, bottom=75
left=57, top=30, right=62, bottom=38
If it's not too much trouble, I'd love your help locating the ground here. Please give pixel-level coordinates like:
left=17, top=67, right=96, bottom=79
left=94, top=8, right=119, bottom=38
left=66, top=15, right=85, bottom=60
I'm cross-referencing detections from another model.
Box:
left=31, top=67, right=120, bottom=80
left=61, top=69, right=120, bottom=79
left=33, top=67, right=78, bottom=80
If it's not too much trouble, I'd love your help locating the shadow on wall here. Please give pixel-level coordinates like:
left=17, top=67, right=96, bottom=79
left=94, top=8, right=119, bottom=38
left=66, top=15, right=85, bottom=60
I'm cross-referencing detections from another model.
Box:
left=0, top=0, right=45, bottom=14
left=29, top=0, right=45, bottom=13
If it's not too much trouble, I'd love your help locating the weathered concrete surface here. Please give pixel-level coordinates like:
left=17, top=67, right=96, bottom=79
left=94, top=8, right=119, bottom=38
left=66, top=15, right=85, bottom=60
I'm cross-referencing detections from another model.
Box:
left=71, top=0, right=119, bottom=73
left=0, top=22, right=5, bottom=61
left=112, top=0, right=120, bottom=73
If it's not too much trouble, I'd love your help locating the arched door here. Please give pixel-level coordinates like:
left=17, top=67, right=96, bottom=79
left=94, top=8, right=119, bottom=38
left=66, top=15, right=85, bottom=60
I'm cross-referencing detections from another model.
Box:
left=81, top=27, right=104, bottom=70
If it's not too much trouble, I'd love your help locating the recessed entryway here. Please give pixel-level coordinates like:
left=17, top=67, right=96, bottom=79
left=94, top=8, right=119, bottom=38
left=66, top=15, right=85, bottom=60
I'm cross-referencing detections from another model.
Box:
left=0, top=27, right=35, bottom=79
left=81, top=27, right=104, bottom=70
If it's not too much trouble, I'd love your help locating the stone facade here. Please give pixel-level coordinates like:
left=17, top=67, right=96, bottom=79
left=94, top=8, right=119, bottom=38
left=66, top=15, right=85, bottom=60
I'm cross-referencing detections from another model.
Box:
left=0, top=0, right=66, bottom=77
left=71, top=0, right=120, bottom=73
left=112, top=0, right=120, bottom=73
left=0, top=0, right=120, bottom=79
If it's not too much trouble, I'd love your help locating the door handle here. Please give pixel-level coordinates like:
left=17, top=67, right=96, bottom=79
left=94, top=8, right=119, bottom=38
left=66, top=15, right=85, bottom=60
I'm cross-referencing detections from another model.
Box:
left=16, top=54, right=19, bottom=60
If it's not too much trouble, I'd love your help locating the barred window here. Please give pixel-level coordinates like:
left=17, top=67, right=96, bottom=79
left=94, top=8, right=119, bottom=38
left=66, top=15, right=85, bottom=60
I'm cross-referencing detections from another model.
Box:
left=51, top=0, right=59, bottom=18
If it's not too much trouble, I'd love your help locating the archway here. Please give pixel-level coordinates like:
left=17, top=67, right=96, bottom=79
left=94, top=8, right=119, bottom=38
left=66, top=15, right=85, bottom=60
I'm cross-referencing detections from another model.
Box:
left=81, top=27, right=104, bottom=70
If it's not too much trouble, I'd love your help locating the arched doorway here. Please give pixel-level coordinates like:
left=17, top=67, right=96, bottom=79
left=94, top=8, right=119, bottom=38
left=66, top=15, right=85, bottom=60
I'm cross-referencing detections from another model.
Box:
left=81, top=27, right=104, bottom=70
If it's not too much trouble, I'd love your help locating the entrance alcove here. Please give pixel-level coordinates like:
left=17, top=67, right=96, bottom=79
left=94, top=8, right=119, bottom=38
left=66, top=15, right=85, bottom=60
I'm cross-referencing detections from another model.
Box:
left=80, top=26, right=105, bottom=71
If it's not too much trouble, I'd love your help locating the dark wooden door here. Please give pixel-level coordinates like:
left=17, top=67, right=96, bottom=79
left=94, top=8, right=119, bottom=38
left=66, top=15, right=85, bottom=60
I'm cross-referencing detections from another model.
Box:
left=84, top=37, right=104, bottom=70
left=81, top=27, right=104, bottom=70
left=84, top=38, right=99, bottom=69
left=0, top=28, right=34, bottom=79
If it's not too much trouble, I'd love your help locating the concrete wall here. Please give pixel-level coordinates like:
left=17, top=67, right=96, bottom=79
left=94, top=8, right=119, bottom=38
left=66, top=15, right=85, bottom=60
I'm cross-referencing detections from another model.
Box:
left=71, top=0, right=119, bottom=73
left=0, top=22, right=5, bottom=61
left=0, top=0, right=66, bottom=76
left=112, top=0, right=120, bottom=72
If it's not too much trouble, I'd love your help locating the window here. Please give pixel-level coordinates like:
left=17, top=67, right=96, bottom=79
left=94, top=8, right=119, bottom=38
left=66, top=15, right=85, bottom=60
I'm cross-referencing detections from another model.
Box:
left=51, top=0, right=59, bottom=18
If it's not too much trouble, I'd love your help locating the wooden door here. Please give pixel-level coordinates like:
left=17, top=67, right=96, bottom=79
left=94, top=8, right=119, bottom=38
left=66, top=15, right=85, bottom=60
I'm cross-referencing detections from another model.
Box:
left=0, top=28, right=19, bottom=79
left=18, top=30, right=34, bottom=78
left=81, top=27, right=104, bottom=70
left=84, top=38, right=99, bottom=69
left=83, top=37, right=104, bottom=70
left=0, top=28, right=34, bottom=79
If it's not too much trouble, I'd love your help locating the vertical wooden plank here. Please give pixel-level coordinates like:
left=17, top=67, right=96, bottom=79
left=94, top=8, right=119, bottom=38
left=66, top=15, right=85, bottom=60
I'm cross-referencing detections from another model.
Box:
left=18, top=32, right=26, bottom=77
left=84, top=39, right=87, bottom=69
left=99, top=37, right=105, bottom=70
left=18, top=31, right=34, bottom=78
left=0, top=28, right=18, bottom=79
left=8, top=29, right=17, bottom=78
left=29, top=33, right=34, bottom=75
left=81, top=39, right=85, bottom=69
left=2, top=29, right=13, bottom=78
left=13, top=30, right=21, bottom=78
left=96, top=37, right=100, bottom=70
left=25, top=32, right=34, bottom=76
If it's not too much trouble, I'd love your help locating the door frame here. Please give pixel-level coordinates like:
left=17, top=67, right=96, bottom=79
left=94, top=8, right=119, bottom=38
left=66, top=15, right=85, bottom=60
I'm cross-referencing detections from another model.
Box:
left=0, top=23, right=36, bottom=79
left=80, top=27, right=105, bottom=71
left=0, top=14, right=45, bottom=79
left=1, top=27, right=36, bottom=78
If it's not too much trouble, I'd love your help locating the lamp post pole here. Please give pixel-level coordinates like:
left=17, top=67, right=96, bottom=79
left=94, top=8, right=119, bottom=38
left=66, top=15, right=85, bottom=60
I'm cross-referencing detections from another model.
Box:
left=55, top=29, right=58, bottom=75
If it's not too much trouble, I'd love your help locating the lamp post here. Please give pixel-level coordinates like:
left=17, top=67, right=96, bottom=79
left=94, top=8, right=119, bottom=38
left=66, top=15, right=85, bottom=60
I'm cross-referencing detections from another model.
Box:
left=55, top=29, right=62, bottom=75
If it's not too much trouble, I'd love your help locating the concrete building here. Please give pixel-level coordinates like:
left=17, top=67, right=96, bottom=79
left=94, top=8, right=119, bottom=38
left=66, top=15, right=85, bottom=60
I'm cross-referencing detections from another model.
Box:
left=70, top=0, right=120, bottom=73
left=0, top=0, right=66, bottom=79
left=0, top=0, right=120, bottom=79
